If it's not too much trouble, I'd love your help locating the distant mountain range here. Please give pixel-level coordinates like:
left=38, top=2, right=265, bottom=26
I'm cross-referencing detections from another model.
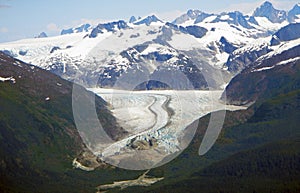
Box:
left=1, top=1, right=299, bottom=90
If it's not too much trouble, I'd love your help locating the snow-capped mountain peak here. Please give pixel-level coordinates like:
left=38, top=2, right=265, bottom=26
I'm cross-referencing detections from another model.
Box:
left=253, top=1, right=287, bottom=23
left=210, top=11, right=254, bottom=29
left=134, top=15, right=163, bottom=26
left=35, top=32, right=48, bottom=38
left=172, top=9, right=212, bottom=25
left=89, top=20, right=130, bottom=38
left=288, top=3, right=300, bottom=23
left=187, top=9, right=202, bottom=18
left=61, top=23, right=91, bottom=35
left=129, top=16, right=137, bottom=23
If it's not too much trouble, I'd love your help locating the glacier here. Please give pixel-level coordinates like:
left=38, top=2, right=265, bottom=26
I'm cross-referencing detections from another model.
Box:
left=87, top=88, right=246, bottom=170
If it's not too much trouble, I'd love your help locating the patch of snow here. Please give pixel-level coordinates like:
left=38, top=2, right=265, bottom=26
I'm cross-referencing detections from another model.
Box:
left=252, top=66, right=275, bottom=72
left=215, top=51, right=229, bottom=67
left=252, top=56, right=300, bottom=72
left=168, top=32, right=204, bottom=50
left=140, top=44, right=178, bottom=56
left=220, top=15, right=231, bottom=20
left=277, top=56, right=300, bottom=65
left=72, top=158, right=94, bottom=171
left=179, top=19, right=196, bottom=27
left=254, top=17, right=288, bottom=32
left=268, top=38, right=300, bottom=57
left=202, top=15, right=217, bottom=23
left=295, top=15, right=300, bottom=22
left=230, top=38, right=270, bottom=59
left=0, top=76, right=16, bottom=83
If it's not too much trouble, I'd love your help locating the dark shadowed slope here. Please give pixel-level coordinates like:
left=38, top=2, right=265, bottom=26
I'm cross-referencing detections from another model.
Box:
left=0, top=52, right=130, bottom=193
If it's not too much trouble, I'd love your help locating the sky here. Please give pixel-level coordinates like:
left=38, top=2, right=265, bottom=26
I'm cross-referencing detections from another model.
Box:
left=0, top=0, right=299, bottom=43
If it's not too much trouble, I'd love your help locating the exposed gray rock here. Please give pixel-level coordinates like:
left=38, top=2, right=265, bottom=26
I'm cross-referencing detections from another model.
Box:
left=253, top=1, right=287, bottom=23
left=288, top=4, right=300, bottom=23
left=271, top=23, right=300, bottom=46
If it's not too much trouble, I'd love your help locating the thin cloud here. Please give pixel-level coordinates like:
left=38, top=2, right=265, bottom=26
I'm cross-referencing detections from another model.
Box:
left=214, top=0, right=299, bottom=15
left=0, top=27, right=8, bottom=33
left=270, top=0, right=299, bottom=10
left=69, top=18, right=116, bottom=27
left=46, top=23, right=60, bottom=32
left=222, top=1, right=262, bottom=15
left=59, top=18, right=115, bottom=30
left=0, top=4, right=11, bottom=8
left=155, top=10, right=183, bottom=22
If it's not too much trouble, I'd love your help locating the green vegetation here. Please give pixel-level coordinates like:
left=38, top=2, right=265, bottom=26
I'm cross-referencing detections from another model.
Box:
left=0, top=53, right=138, bottom=193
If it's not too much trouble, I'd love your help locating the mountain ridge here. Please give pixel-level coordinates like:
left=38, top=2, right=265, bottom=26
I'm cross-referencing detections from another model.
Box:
left=1, top=1, right=296, bottom=90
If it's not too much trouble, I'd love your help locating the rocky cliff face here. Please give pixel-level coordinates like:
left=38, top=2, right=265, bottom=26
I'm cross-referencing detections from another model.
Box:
left=253, top=1, right=287, bottom=23
left=225, top=44, right=272, bottom=74
left=271, top=23, right=300, bottom=45
left=288, top=4, right=300, bottom=22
